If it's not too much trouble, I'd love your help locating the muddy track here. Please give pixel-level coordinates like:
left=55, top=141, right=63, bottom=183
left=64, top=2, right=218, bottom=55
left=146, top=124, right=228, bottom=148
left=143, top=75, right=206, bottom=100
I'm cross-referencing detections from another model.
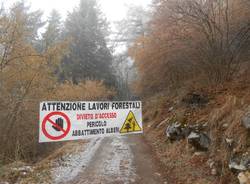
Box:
left=53, top=135, right=167, bottom=184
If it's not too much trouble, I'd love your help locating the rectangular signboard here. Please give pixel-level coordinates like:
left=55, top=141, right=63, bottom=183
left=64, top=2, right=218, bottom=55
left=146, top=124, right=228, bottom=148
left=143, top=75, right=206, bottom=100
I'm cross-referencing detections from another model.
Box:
left=39, top=101, right=142, bottom=142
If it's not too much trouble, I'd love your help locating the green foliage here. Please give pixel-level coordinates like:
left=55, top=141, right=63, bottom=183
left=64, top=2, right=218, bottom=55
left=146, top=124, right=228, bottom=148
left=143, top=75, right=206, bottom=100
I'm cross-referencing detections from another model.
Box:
left=61, top=0, right=116, bottom=86
left=42, top=9, right=62, bottom=51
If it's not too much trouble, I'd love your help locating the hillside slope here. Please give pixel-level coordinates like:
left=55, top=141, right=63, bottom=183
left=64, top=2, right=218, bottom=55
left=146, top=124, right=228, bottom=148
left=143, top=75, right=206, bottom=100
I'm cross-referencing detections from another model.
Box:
left=143, top=83, right=250, bottom=184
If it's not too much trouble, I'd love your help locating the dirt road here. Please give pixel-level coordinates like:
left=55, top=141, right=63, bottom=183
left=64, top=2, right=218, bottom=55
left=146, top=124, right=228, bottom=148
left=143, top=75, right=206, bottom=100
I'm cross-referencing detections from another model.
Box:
left=52, top=135, right=167, bottom=184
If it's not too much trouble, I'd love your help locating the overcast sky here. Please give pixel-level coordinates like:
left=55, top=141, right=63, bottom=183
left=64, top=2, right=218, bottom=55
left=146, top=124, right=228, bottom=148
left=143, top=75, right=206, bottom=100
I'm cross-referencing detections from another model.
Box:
left=2, top=0, right=151, bottom=53
left=17, top=0, right=152, bottom=22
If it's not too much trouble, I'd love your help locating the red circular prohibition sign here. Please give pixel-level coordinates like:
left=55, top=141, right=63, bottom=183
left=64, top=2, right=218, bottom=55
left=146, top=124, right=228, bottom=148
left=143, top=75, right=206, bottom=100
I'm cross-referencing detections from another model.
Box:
left=42, top=111, right=71, bottom=140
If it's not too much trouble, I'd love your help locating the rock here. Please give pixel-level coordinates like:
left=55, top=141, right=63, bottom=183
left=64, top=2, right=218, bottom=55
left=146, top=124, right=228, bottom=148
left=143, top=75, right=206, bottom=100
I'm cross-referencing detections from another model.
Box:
left=168, top=107, right=174, bottom=112
left=9, top=165, right=33, bottom=179
left=242, top=115, right=250, bottom=129
left=166, top=122, right=210, bottom=147
left=222, top=123, right=229, bottom=129
left=193, top=152, right=206, bottom=156
left=182, top=92, right=209, bottom=106
left=225, top=138, right=234, bottom=147
left=207, top=159, right=220, bottom=176
left=202, top=122, right=208, bottom=128
left=166, top=122, right=182, bottom=141
left=187, top=131, right=211, bottom=151
left=229, top=161, right=247, bottom=171
left=238, top=171, right=250, bottom=184
left=21, top=171, right=27, bottom=176
left=154, top=172, right=161, bottom=176
left=189, top=123, right=207, bottom=131
left=229, top=154, right=250, bottom=172
left=166, top=122, right=191, bottom=141
left=242, top=156, right=250, bottom=170
left=12, top=165, right=33, bottom=173
left=211, top=168, right=217, bottom=176
left=188, top=131, right=202, bottom=140
left=208, top=161, right=215, bottom=169
left=181, top=126, right=192, bottom=138
left=207, top=159, right=214, bottom=168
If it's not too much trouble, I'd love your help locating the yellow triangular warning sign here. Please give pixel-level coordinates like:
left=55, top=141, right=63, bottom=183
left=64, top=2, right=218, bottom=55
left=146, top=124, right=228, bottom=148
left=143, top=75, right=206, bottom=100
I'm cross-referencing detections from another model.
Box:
left=120, top=111, right=142, bottom=133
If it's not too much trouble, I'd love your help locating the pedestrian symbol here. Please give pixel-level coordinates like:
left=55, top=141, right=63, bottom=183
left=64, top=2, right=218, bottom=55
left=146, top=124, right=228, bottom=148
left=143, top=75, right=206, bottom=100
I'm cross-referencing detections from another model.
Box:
left=120, top=111, right=142, bottom=133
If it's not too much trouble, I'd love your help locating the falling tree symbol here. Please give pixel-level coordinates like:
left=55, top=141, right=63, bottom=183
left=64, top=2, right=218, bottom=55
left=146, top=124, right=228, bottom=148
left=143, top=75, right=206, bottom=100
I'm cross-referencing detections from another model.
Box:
left=125, top=122, right=131, bottom=132
left=125, top=117, right=134, bottom=132
left=120, top=111, right=142, bottom=134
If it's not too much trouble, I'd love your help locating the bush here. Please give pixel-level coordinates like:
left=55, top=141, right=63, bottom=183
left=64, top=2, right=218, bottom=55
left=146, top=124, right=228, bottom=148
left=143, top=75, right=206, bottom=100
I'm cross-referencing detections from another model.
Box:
left=129, top=0, right=250, bottom=97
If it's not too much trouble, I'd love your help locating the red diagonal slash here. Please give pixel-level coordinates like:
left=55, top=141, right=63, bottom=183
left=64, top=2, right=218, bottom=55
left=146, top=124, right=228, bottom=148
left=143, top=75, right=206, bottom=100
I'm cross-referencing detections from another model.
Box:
left=42, top=111, right=71, bottom=141
left=47, top=118, right=66, bottom=133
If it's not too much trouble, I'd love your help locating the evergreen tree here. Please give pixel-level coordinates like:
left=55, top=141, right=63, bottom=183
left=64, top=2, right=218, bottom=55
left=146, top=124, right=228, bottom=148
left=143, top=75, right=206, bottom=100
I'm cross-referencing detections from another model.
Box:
left=62, top=0, right=115, bottom=86
left=42, top=9, right=61, bottom=51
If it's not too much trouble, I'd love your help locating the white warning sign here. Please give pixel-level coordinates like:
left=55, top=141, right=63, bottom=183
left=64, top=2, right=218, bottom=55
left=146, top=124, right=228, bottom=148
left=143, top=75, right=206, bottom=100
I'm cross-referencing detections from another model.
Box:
left=39, top=101, right=142, bottom=142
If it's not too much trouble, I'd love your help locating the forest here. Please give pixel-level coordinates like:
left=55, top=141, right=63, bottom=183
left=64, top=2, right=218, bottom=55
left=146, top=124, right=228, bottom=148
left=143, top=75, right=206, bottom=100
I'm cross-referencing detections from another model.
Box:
left=0, top=0, right=249, bottom=183
left=0, top=0, right=115, bottom=163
